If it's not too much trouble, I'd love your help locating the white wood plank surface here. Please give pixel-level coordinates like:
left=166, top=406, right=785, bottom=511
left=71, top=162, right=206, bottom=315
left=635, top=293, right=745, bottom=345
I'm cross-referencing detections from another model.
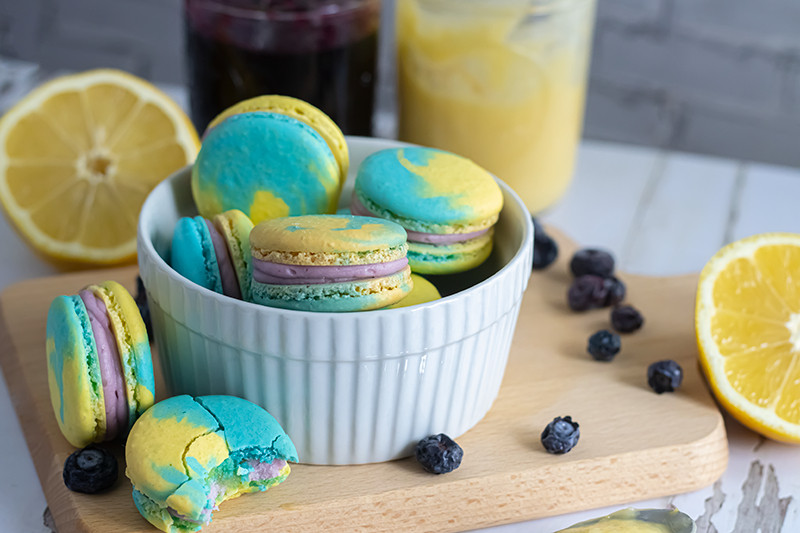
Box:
left=541, top=141, right=660, bottom=256
left=621, top=153, right=741, bottom=276
left=730, top=163, right=800, bottom=242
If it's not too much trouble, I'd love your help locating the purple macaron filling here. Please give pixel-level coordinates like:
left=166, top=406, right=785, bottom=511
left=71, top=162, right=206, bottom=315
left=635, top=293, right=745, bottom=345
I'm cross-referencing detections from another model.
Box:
left=78, top=290, right=128, bottom=440
left=205, top=220, right=242, bottom=299
left=166, top=458, right=288, bottom=524
left=252, top=257, right=408, bottom=285
left=350, top=194, right=490, bottom=244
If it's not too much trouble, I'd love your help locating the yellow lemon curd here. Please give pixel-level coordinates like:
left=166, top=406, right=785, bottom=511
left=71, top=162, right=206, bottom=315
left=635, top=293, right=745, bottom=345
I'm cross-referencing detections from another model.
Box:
left=396, top=0, right=594, bottom=213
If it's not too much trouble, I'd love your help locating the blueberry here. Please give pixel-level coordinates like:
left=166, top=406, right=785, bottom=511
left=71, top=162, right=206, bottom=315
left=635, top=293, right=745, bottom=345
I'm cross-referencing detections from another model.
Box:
left=415, top=434, right=463, bottom=474
left=567, top=275, right=624, bottom=311
left=570, top=249, right=615, bottom=278
left=605, top=277, right=626, bottom=306
left=134, top=275, right=153, bottom=339
left=63, top=446, right=118, bottom=493
left=532, top=222, right=558, bottom=270
left=587, top=330, right=621, bottom=362
left=568, top=275, right=605, bottom=311
left=541, top=416, right=580, bottom=454
left=611, top=305, right=644, bottom=333
left=648, top=360, right=683, bottom=394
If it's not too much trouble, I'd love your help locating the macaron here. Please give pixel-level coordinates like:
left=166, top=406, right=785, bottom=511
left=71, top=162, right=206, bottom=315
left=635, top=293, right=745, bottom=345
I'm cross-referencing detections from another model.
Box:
left=352, top=147, right=504, bottom=275
left=191, top=111, right=341, bottom=224
left=171, top=209, right=254, bottom=301
left=205, top=95, right=349, bottom=185
left=386, top=274, right=442, bottom=309
left=46, top=280, right=155, bottom=447
left=126, top=395, right=297, bottom=533
left=249, top=214, right=413, bottom=312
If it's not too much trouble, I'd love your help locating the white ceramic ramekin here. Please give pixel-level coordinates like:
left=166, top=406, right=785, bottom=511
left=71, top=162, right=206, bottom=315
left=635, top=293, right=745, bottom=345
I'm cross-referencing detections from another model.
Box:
left=137, top=137, right=533, bottom=465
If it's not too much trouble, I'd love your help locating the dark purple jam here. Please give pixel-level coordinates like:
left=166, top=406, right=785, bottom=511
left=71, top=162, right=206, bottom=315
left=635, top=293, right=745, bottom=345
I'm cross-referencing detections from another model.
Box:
left=184, top=0, right=379, bottom=135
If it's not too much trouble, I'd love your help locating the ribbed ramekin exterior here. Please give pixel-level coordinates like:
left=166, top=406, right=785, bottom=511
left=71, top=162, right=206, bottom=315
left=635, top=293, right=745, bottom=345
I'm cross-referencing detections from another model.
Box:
left=138, top=167, right=533, bottom=465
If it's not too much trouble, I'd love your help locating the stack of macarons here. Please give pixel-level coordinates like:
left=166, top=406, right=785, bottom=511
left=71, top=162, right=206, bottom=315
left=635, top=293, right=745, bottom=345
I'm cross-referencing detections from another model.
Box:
left=352, top=147, right=503, bottom=275
left=172, top=209, right=254, bottom=301
left=46, top=280, right=155, bottom=447
left=126, top=394, right=297, bottom=533
left=191, top=95, right=348, bottom=224
left=249, top=214, right=414, bottom=311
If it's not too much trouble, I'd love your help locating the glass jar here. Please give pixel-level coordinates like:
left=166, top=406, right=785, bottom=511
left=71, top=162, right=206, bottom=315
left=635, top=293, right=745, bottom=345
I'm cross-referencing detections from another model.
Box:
left=396, top=0, right=596, bottom=213
left=184, top=0, right=381, bottom=135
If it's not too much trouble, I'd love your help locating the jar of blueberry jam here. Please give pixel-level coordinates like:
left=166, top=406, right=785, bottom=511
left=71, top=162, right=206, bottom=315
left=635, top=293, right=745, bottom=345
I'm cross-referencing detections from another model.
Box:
left=184, top=0, right=380, bottom=135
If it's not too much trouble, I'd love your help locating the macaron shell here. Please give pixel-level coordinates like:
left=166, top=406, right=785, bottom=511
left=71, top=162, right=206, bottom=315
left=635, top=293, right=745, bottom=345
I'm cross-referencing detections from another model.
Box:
left=126, top=395, right=296, bottom=530
left=213, top=209, right=255, bottom=302
left=88, top=281, right=155, bottom=426
left=172, top=216, right=223, bottom=294
left=408, top=231, right=494, bottom=275
left=386, top=274, right=441, bottom=308
left=196, top=396, right=298, bottom=461
left=252, top=266, right=413, bottom=312
left=355, top=147, right=503, bottom=231
left=250, top=214, right=407, bottom=256
left=126, top=395, right=222, bottom=504
left=191, top=112, right=340, bottom=224
left=205, top=95, right=349, bottom=184
left=46, top=295, right=106, bottom=447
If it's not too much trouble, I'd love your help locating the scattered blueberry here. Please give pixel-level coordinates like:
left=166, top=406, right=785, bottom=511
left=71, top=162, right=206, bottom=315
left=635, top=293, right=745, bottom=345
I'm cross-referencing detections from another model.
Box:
left=541, top=416, right=580, bottom=454
left=567, top=275, right=625, bottom=310
left=567, top=275, right=606, bottom=311
left=611, top=305, right=644, bottom=333
left=63, top=446, right=118, bottom=493
left=570, top=249, right=615, bottom=278
left=604, top=276, right=626, bottom=306
left=415, top=433, right=464, bottom=474
left=134, top=275, right=153, bottom=339
left=587, top=330, right=621, bottom=362
left=532, top=218, right=558, bottom=270
left=648, top=360, right=684, bottom=394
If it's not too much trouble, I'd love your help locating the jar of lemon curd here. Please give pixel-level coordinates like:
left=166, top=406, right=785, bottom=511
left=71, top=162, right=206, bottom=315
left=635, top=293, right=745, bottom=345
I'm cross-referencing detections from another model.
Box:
left=396, top=0, right=596, bottom=213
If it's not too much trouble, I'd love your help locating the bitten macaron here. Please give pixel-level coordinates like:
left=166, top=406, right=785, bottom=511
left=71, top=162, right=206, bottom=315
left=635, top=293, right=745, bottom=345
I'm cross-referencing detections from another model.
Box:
left=171, top=209, right=254, bottom=301
left=205, top=95, right=349, bottom=185
left=46, top=280, right=155, bottom=447
left=126, top=395, right=297, bottom=533
left=191, top=111, right=341, bottom=224
left=352, top=147, right=503, bottom=274
left=249, top=214, right=413, bottom=312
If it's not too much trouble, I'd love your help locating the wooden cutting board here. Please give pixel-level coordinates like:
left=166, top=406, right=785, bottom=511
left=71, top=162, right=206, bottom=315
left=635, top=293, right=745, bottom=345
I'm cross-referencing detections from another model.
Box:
left=0, top=231, right=727, bottom=533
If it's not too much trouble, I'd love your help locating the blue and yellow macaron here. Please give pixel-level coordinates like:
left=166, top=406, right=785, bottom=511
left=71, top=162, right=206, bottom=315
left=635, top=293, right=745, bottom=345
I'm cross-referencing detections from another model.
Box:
left=352, top=147, right=504, bottom=275
left=46, top=280, right=155, bottom=447
left=205, top=95, right=349, bottom=186
left=171, top=209, right=254, bottom=301
left=191, top=111, right=341, bottom=224
left=126, top=395, right=297, bottom=533
left=249, top=214, right=413, bottom=312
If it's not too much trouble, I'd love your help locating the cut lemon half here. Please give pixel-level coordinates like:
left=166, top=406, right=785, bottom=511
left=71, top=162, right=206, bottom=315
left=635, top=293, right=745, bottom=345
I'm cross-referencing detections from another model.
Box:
left=696, top=232, right=800, bottom=442
left=0, top=69, right=199, bottom=265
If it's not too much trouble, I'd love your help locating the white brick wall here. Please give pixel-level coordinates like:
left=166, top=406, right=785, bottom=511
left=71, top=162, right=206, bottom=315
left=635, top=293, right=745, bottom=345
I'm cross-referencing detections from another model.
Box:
left=3, top=0, right=800, bottom=167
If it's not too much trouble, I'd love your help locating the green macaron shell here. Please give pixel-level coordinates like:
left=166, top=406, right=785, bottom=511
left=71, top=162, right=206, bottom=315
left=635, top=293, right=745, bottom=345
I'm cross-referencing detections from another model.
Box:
left=407, top=231, right=494, bottom=275
left=191, top=112, right=340, bottom=224
left=46, top=295, right=105, bottom=447
left=251, top=268, right=413, bottom=312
